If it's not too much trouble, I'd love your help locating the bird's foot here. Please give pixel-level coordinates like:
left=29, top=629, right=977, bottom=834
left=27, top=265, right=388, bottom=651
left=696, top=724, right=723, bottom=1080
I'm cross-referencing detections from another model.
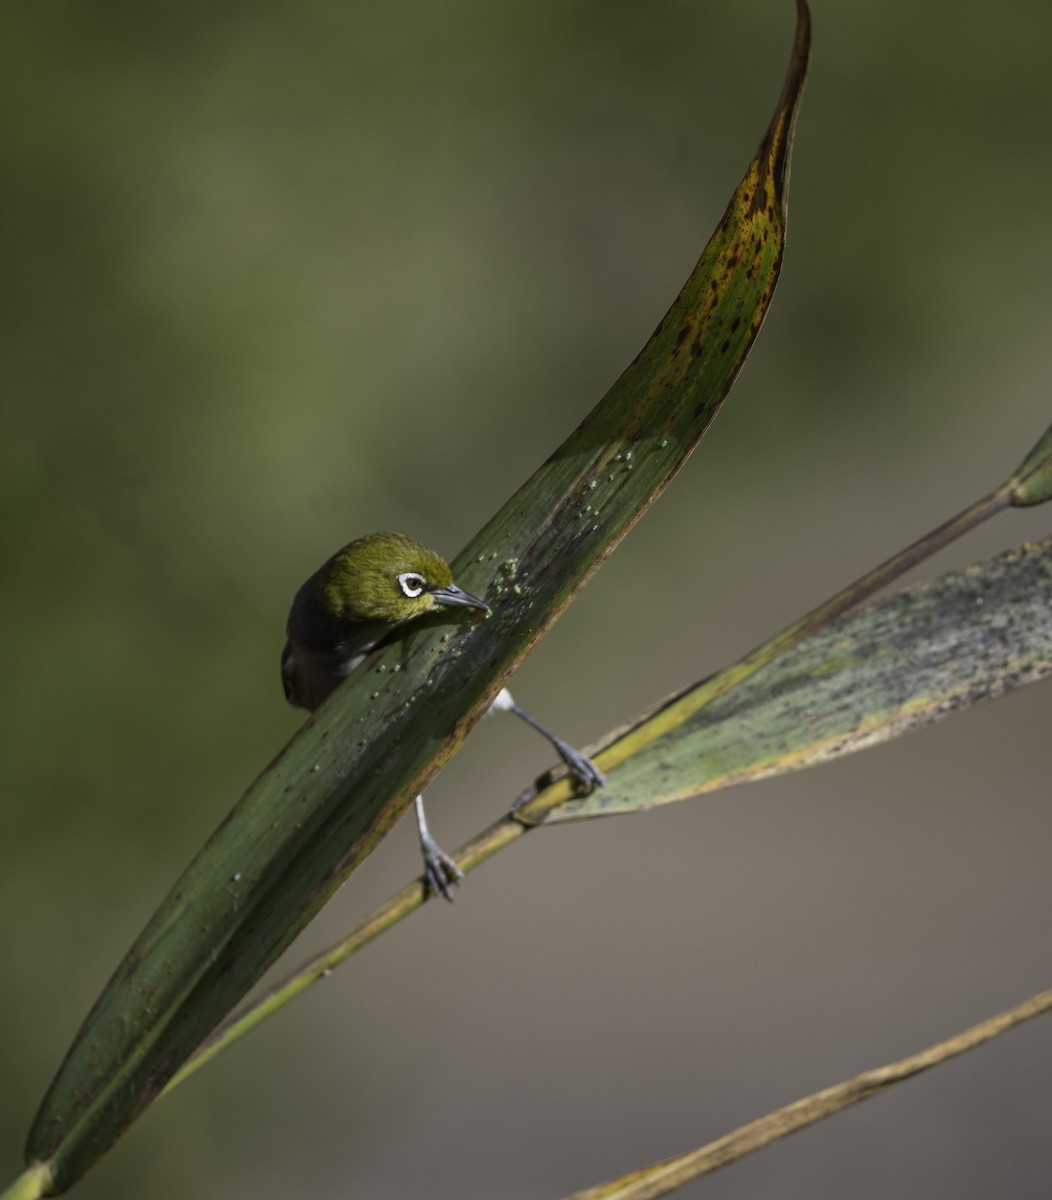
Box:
left=414, top=794, right=463, bottom=901
left=419, top=831, right=464, bottom=902
left=551, top=736, right=606, bottom=793
left=509, top=741, right=605, bottom=816
left=498, top=693, right=606, bottom=794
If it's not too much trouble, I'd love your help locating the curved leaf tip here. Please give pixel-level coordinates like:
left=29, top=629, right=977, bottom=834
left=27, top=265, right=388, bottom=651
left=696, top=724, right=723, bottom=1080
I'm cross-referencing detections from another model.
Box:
left=756, top=0, right=811, bottom=225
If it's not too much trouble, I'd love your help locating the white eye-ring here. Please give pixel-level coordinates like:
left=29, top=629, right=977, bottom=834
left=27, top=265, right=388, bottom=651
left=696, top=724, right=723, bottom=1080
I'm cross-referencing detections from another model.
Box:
left=397, top=572, right=427, bottom=599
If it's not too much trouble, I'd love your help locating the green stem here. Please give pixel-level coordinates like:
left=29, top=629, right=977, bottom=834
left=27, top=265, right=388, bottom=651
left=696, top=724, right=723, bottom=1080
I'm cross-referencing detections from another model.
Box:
left=0, top=1165, right=53, bottom=1200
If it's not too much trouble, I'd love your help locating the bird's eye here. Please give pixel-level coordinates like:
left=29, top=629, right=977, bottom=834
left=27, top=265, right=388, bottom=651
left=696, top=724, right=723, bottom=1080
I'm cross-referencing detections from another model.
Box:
left=397, top=572, right=427, bottom=599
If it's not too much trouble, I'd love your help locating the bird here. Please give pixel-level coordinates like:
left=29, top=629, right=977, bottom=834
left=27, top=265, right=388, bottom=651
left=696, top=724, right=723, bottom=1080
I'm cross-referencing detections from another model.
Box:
left=282, top=531, right=606, bottom=899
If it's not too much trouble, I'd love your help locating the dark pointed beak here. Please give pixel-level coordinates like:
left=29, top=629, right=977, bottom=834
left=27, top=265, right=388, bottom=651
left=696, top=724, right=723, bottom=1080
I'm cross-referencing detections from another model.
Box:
left=429, top=582, right=490, bottom=614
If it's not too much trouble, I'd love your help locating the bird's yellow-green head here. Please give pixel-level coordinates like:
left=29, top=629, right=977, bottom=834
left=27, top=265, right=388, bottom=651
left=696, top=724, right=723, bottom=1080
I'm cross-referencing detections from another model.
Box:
left=319, top=531, right=489, bottom=625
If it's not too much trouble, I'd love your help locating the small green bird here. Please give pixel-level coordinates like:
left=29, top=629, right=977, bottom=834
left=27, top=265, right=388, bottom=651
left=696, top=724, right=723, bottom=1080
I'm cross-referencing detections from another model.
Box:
left=282, top=531, right=605, bottom=898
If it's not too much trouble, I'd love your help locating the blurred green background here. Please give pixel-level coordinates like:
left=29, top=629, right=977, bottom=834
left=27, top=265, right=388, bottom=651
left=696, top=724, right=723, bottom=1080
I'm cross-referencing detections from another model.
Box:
left=3, top=1, right=1051, bottom=1197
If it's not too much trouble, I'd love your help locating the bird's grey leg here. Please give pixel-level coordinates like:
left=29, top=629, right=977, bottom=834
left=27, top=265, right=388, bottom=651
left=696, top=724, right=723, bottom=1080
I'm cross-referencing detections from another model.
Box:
left=489, top=687, right=606, bottom=791
left=414, top=795, right=463, bottom=901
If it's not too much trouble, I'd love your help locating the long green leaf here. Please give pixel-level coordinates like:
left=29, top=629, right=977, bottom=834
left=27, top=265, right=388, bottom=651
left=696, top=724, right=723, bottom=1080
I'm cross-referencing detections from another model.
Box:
left=24, top=3, right=812, bottom=1192
left=541, top=535, right=1052, bottom=822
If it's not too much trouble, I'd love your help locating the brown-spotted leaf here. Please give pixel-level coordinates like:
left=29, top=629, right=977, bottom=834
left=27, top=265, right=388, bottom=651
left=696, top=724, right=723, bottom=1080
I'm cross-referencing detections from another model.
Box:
left=24, top=4, right=811, bottom=1192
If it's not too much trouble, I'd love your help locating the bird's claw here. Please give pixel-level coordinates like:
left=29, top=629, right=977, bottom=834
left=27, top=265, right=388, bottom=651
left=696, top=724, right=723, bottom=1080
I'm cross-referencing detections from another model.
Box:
left=552, top=737, right=606, bottom=793
left=420, top=833, right=464, bottom=902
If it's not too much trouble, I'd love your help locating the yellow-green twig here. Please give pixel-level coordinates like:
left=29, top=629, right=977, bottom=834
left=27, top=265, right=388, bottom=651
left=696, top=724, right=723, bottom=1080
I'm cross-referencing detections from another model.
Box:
left=0, top=1164, right=52, bottom=1200
left=561, top=984, right=1052, bottom=1199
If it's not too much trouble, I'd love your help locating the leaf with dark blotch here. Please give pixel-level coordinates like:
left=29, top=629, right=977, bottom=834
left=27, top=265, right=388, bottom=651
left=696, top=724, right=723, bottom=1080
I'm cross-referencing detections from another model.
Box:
left=24, top=5, right=811, bottom=1192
